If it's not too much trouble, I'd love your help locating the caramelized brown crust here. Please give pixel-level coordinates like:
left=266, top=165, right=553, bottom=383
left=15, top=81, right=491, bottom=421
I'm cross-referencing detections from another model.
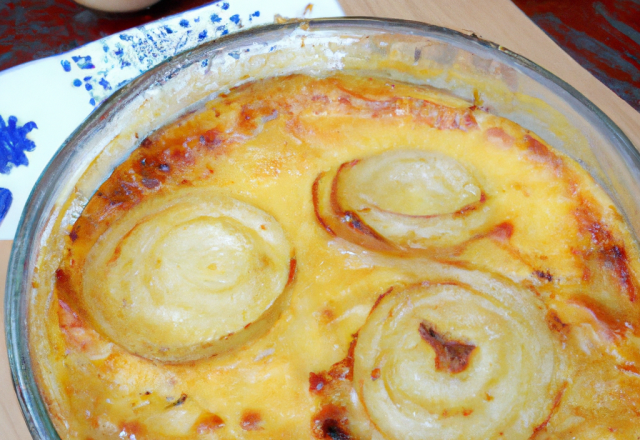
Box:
left=418, top=322, right=476, bottom=374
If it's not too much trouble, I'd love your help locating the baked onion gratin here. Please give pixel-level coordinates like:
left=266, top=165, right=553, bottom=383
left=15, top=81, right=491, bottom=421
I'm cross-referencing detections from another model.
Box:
left=32, top=74, right=640, bottom=439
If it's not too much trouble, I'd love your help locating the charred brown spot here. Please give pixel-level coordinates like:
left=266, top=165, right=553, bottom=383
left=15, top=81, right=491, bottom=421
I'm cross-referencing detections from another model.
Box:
left=240, top=410, right=264, bottom=431
left=534, top=270, right=553, bottom=282
left=320, top=419, right=351, bottom=440
left=311, top=173, right=335, bottom=236
left=309, top=372, right=327, bottom=393
left=546, top=310, right=570, bottom=339
left=525, top=135, right=564, bottom=175
left=320, top=308, right=336, bottom=323
left=69, top=228, right=78, bottom=242
left=370, top=287, right=394, bottom=316
left=167, top=145, right=195, bottom=167
left=343, top=211, right=374, bottom=236
left=312, top=404, right=351, bottom=440
left=458, top=112, right=478, bottom=131
left=616, top=364, right=640, bottom=376
left=107, top=242, right=124, bottom=266
left=569, top=295, right=629, bottom=336
left=453, top=192, right=486, bottom=217
left=194, top=413, right=225, bottom=434
left=485, top=127, right=515, bottom=148
left=602, top=244, right=636, bottom=302
left=287, top=258, right=297, bottom=286
left=140, top=137, right=153, bottom=148
left=340, top=336, right=358, bottom=382
left=330, top=163, right=382, bottom=242
left=530, top=384, right=566, bottom=438
left=440, top=407, right=474, bottom=418
left=57, top=299, right=83, bottom=329
left=416, top=102, right=478, bottom=131
left=55, top=268, right=69, bottom=285
left=166, top=393, right=187, bottom=408
left=546, top=310, right=568, bottom=332
left=419, top=322, right=476, bottom=374
left=315, top=162, right=397, bottom=253
left=141, top=178, right=160, bottom=189
left=130, top=154, right=171, bottom=189
left=491, top=222, right=514, bottom=241
left=309, top=335, right=358, bottom=396
left=575, top=200, right=637, bottom=302
left=200, top=128, right=223, bottom=148
left=108, top=181, right=143, bottom=207
left=237, top=103, right=276, bottom=134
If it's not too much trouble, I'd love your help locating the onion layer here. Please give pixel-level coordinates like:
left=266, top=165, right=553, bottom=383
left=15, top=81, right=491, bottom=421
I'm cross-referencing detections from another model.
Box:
left=82, top=187, right=292, bottom=362
left=313, top=150, right=492, bottom=253
left=350, top=270, right=565, bottom=440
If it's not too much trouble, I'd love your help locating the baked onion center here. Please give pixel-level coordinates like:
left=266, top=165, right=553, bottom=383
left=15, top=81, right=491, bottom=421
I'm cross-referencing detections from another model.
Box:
left=82, top=187, right=292, bottom=362
left=153, top=217, right=259, bottom=292
left=339, top=150, right=482, bottom=217
left=352, top=277, right=564, bottom=440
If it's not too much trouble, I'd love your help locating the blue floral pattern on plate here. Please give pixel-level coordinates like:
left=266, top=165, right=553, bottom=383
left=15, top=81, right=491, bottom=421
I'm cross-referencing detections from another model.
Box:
left=0, top=115, right=38, bottom=175
left=0, top=0, right=344, bottom=239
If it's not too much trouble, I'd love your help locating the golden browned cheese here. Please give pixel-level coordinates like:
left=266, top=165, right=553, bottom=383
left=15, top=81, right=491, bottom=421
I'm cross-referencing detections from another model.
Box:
left=35, top=74, right=640, bottom=439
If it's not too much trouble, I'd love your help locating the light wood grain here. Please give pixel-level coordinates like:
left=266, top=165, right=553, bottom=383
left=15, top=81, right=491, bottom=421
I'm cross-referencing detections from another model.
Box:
left=1, top=1, right=638, bottom=438
left=0, top=239, right=31, bottom=440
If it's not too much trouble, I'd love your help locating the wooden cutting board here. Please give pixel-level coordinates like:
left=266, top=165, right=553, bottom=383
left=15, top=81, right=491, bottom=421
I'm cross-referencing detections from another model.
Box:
left=1, top=0, right=638, bottom=437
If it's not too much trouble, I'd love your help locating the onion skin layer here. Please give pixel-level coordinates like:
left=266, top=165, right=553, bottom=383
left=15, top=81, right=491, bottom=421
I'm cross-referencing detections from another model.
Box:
left=312, top=267, right=567, bottom=440
left=313, top=150, right=495, bottom=255
left=71, top=187, right=293, bottom=363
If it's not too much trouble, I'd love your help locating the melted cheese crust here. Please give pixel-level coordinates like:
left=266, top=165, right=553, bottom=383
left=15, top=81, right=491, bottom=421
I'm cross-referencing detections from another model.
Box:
left=34, top=74, right=640, bottom=439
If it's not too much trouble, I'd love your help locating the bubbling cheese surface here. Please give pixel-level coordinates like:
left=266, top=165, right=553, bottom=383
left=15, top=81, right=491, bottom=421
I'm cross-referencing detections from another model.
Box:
left=35, top=74, right=640, bottom=439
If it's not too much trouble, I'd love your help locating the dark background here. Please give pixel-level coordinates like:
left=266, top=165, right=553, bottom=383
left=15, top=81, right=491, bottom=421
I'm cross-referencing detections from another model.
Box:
left=1, top=0, right=638, bottom=111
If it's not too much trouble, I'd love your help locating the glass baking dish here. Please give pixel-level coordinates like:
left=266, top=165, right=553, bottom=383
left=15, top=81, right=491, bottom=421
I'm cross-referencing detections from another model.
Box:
left=5, top=17, right=640, bottom=440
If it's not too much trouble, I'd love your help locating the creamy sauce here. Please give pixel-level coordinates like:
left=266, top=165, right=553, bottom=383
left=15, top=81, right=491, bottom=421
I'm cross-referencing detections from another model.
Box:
left=34, top=74, right=640, bottom=439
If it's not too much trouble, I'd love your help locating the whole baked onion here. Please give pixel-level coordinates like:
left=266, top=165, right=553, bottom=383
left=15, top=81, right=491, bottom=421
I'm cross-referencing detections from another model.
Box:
left=313, top=150, right=493, bottom=254
left=80, top=187, right=293, bottom=362
left=315, top=266, right=567, bottom=440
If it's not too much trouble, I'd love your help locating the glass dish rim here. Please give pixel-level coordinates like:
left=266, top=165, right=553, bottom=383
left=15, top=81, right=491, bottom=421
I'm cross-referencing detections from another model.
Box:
left=5, top=16, right=639, bottom=440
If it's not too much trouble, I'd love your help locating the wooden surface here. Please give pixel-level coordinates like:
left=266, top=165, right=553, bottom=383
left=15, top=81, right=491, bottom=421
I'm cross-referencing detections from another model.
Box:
left=0, top=240, right=28, bottom=439
left=513, top=0, right=640, bottom=112
left=2, top=0, right=640, bottom=438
